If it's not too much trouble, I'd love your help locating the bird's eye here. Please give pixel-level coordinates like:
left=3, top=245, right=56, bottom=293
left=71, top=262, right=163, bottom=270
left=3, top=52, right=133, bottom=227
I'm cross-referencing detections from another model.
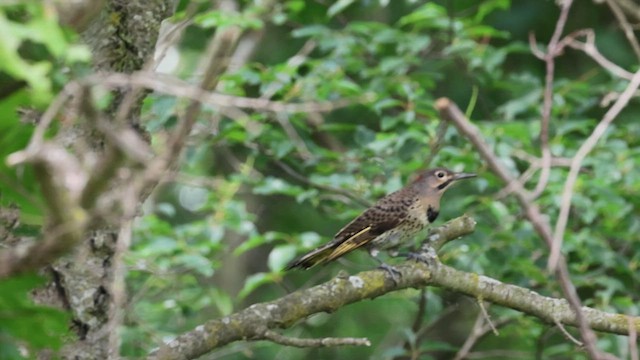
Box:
left=436, top=171, right=445, bottom=178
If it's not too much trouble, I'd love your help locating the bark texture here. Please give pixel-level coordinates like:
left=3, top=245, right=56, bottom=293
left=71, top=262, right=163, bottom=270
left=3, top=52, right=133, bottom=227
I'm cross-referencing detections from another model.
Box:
left=33, top=1, right=174, bottom=358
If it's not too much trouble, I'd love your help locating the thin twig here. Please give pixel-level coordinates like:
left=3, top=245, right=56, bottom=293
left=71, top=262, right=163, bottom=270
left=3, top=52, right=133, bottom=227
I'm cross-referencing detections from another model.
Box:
left=274, top=112, right=313, bottom=160
left=605, top=0, right=640, bottom=60
left=496, top=152, right=573, bottom=199
left=138, top=2, right=244, bottom=201
left=530, top=0, right=574, bottom=200
left=553, top=318, right=583, bottom=347
left=454, top=311, right=487, bottom=360
left=1, top=144, right=89, bottom=278
left=260, top=39, right=316, bottom=99
left=528, top=33, right=545, bottom=60
left=477, top=300, right=498, bottom=336
left=567, top=30, right=635, bottom=80
left=90, top=72, right=370, bottom=114
left=15, top=82, right=79, bottom=159
left=613, top=0, right=640, bottom=22
left=271, top=158, right=372, bottom=208
left=405, top=289, right=429, bottom=360
left=261, top=329, right=370, bottom=348
left=549, top=68, right=640, bottom=271
left=454, top=314, right=512, bottom=360
left=495, top=165, right=538, bottom=199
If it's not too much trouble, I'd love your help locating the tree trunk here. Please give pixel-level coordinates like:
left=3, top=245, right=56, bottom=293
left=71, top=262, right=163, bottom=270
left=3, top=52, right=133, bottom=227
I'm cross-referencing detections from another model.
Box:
left=33, top=1, right=174, bottom=358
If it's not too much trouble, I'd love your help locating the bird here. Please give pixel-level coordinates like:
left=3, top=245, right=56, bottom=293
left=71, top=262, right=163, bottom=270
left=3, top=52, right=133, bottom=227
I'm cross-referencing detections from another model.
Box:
left=286, top=167, right=476, bottom=270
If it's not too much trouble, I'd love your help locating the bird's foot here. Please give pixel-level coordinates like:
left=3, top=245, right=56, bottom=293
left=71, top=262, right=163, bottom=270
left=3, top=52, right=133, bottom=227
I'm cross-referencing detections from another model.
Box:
left=377, top=263, right=402, bottom=285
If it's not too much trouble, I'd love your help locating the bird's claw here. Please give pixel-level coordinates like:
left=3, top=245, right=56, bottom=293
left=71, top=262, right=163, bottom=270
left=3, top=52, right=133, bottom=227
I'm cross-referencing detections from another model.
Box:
left=377, top=263, right=402, bottom=285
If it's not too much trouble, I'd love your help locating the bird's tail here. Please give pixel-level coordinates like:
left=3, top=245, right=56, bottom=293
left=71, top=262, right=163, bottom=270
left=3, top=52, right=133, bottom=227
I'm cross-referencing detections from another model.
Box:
left=285, top=244, right=336, bottom=270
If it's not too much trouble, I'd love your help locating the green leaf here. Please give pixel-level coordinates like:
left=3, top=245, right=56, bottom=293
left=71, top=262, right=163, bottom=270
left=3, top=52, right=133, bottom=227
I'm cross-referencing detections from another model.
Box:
left=354, top=125, right=376, bottom=146
left=0, top=274, right=70, bottom=350
left=253, top=177, right=305, bottom=197
left=193, top=10, right=263, bottom=29
left=291, top=25, right=329, bottom=38
left=174, top=253, right=214, bottom=277
left=327, top=0, right=356, bottom=18
left=209, top=288, right=233, bottom=316
left=233, top=231, right=285, bottom=255
left=238, top=272, right=277, bottom=299
left=398, top=3, right=447, bottom=28
left=475, top=0, right=511, bottom=22
left=140, top=236, right=179, bottom=256
left=268, top=245, right=297, bottom=272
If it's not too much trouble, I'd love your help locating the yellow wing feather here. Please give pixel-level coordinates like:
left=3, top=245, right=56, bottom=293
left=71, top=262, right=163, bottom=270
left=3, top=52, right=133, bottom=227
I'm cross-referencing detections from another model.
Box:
left=324, top=226, right=373, bottom=262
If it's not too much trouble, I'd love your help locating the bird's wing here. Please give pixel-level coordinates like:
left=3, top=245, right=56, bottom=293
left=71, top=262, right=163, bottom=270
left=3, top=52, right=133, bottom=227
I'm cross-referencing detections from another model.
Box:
left=324, top=201, right=408, bottom=262
left=285, top=191, right=415, bottom=269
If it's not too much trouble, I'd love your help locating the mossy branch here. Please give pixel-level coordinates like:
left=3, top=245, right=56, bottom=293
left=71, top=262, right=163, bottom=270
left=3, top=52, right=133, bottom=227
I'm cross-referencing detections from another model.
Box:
left=148, top=215, right=640, bottom=360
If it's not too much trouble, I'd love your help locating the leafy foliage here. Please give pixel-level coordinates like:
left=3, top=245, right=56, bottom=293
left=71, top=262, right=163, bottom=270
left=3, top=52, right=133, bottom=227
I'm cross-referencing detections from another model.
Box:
left=0, top=274, right=70, bottom=356
left=1, top=0, right=639, bottom=359
left=0, top=3, right=88, bottom=356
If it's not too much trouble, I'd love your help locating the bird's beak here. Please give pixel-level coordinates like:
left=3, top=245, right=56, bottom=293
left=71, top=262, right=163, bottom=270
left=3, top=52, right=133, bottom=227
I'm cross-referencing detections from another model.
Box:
left=452, top=172, right=477, bottom=180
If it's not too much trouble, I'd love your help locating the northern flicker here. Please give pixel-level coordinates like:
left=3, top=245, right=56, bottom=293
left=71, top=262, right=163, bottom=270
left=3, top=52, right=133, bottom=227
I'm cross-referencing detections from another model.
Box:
left=286, top=168, right=476, bottom=270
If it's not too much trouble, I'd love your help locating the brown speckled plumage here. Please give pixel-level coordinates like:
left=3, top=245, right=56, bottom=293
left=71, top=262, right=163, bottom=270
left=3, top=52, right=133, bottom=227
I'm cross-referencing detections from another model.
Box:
left=286, top=168, right=476, bottom=270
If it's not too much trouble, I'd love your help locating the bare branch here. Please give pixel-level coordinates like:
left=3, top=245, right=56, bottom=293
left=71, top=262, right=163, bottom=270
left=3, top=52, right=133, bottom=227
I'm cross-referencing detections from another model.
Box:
left=261, top=329, right=370, bottom=348
left=435, top=97, right=609, bottom=359
left=549, top=68, right=640, bottom=271
left=567, top=30, right=635, bottom=80
left=274, top=113, right=313, bottom=160
left=553, top=317, right=583, bottom=347
left=453, top=310, right=487, bottom=360
left=1, top=145, right=88, bottom=278
left=496, top=152, right=573, bottom=198
left=528, top=32, right=545, bottom=60
left=454, top=313, right=512, bottom=360
left=611, top=0, right=640, bottom=22
left=605, top=0, right=640, bottom=60
left=271, top=158, right=372, bottom=208
left=477, top=301, right=498, bottom=336
left=531, top=0, right=574, bottom=199
left=89, top=72, right=370, bottom=114
left=11, top=83, right=80, bottom=161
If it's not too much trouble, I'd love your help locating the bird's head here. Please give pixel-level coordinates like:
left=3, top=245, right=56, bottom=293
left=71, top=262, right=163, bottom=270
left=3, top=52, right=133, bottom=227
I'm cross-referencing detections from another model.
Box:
left=412, top=167, right=476, bottom=194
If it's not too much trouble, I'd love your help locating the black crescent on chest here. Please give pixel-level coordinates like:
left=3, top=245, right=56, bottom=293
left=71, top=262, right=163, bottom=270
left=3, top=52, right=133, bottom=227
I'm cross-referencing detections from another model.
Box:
left=427, top=205, right=439, bottom=223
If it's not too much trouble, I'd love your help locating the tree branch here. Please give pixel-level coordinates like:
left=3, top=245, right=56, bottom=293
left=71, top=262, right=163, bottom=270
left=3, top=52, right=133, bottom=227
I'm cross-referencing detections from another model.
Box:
left=435, top=97, right=613, bottom=359
left=147, top=216, right=639, bottom=360
left=530, top=0, right=574, bottom=200
left=1, top=145, right=88, bottom=278
left=260, top=330, right=370, bottom=348
left=549, top=68, right=640, bottom=271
